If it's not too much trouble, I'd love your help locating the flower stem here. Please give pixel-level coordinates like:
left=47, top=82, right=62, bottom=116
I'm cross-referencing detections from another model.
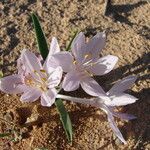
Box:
left=57, top=94, right=96, bottom=105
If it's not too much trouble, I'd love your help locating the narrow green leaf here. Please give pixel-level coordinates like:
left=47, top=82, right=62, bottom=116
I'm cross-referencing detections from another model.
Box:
left=66, top=30, right=78, bottom=51
left=31, top=13, right=73, bottom=142
left=0, top=133, right=11, bottom=138
left=31, top=13, right=49, bottom=60
left=0, top=70, right=3, bottom=78
left=55, top=99, right=72, bottom=142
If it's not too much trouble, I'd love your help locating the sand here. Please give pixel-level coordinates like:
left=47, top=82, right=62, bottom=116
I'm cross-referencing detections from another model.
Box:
left=0, top=0, right=149, bottom=149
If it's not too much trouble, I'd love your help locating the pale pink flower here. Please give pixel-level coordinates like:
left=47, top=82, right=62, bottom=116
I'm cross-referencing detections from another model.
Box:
left=49, top=32, right=118, bottom=98
left=105, top=75, right=138, bottom=106
left=57, top=76, right=138, bottom=144
left=95, top=76, right=138, bottom=144
left=0, top=49, right=62, bottom=107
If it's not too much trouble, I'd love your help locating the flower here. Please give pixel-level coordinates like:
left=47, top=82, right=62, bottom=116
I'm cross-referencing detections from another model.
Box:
left=57, top=76, right=138, bottom=144
left=49, top=32, right=118, bottom=98
left=105, top=75, right=138, bottom=106
left=94, top=76, right=138, bottom=144
left=0, top=48, right=62, bottom=107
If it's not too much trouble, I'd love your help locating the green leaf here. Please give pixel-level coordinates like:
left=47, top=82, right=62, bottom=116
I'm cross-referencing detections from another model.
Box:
left=66, top=30, right=78, bottom=51
left=0, top=70, right=3, bottom=78
left=55, top=99, right=72, bottom=142
left=0, top=133, right=11, bottom=138
left=31, top=13, right=49, bottom=60
left=31, top=13, right=73, bottom=142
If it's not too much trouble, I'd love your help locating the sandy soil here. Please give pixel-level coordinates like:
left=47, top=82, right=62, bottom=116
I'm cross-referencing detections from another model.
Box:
left=0, top=0, right=149, bottom=149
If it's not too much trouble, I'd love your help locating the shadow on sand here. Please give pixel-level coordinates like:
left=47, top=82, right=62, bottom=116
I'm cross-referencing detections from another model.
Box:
left=104, top=1, right=147, bottom=26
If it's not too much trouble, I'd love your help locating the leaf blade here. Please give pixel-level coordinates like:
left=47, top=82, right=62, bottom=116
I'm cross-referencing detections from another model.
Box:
left=31, top=13, right=49, bottom=60
left=0, top=133, right=11, bottom=138
left=66, top=30, right=78, bottom=51
left=55, top=99, right=73, bottom=142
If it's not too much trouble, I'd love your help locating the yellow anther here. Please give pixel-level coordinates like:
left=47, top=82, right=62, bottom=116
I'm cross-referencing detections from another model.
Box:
left=41, top=77, right=47, bottom=82
left=40, top=86, right=47, bottom=92
left=27, top=80, right=31, bottom=83
left=34, top=70, right=37, bottom=73
left=90, top=73, right=94, bottom=77
left=85, top=70, right=93, bottom=77
left=90, top=63, right=94, bottom=67
left=84, top=54, right=89, bottom=59
left=40, top=69, right=46, bottom=73
left=34, top=70, right=39, bottom=76
left=40, top=86, right=45, bottom=91
left=25, top=78, right=33, bottom=86
left=73, top=60, right=77, bottom=65
left=84, top=53, right=92, bottom=59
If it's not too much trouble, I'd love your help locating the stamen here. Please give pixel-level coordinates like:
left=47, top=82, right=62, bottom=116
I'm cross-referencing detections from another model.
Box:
left=41, top=77, right=47, bottom=82
left=84, top=53, right=92, bottom=59
left=40, top=86, right=46, bottom=92
left=25, top=70, right=48, bottom=92
left=84, top=54, right=89, bottom=59
left=34, top=70, right=47, bottom=80
left=90, top=73, right=94, bottom=77
left=34, top=70, right=39, bottom=76
left=40, top=69, right=46, bottom=73
left=85, top=70, right=93, bottom=77
left=25, top=78, right=34, bottom=86
left=73, top=60, right=77, bottom=65
left=83, top=59, right=93, bottom=66
left=90, top=63, right=94, bottom=67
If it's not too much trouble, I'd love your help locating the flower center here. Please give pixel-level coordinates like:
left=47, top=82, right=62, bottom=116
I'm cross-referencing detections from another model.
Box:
left=24, top=69, right=48, bottom=92
left=72, top=53, right=94, bottom=78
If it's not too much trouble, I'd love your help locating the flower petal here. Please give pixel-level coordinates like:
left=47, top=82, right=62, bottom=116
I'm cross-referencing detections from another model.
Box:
left=0, top=75, right=23, bottom=94
left=87, top=61, right=107, bottom=76
left=20, top=88, right=41, bottom=102
left=112, top=112, right=137, bottom=120
left=17, top=57, right=26, bottom=76
left=81, top=77, right=109, bottom=100
left=107, top=112, right=127, bottom=144
left=49, top=37, right=60, bottom=55
left=94, top=55, right=118, bottom=75
left=50, top=52, right=74, bottom=72
left=21, top=49, right=42, bottom=72
left=43, top=37, right=60, bottom=70
left=101, top=105, right=126, bottom=144
left=48, top=67, right=63, bottom=88
left=17, top=84, right=29, bottom=92
left=105, top=93, right=138, bottom=106
left=108, top=76, right=137, bottom=95
left=62, top=71, right=80, bottom=91
left=41, top=89, right=57, bottom=107
left=71, top=32, right=86, bottom=62
left=85, top=32, right=106, bottom=59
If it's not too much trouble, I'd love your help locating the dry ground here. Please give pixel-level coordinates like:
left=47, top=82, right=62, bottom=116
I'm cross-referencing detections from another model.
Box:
left=0, top=0, right=150, bottom=149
